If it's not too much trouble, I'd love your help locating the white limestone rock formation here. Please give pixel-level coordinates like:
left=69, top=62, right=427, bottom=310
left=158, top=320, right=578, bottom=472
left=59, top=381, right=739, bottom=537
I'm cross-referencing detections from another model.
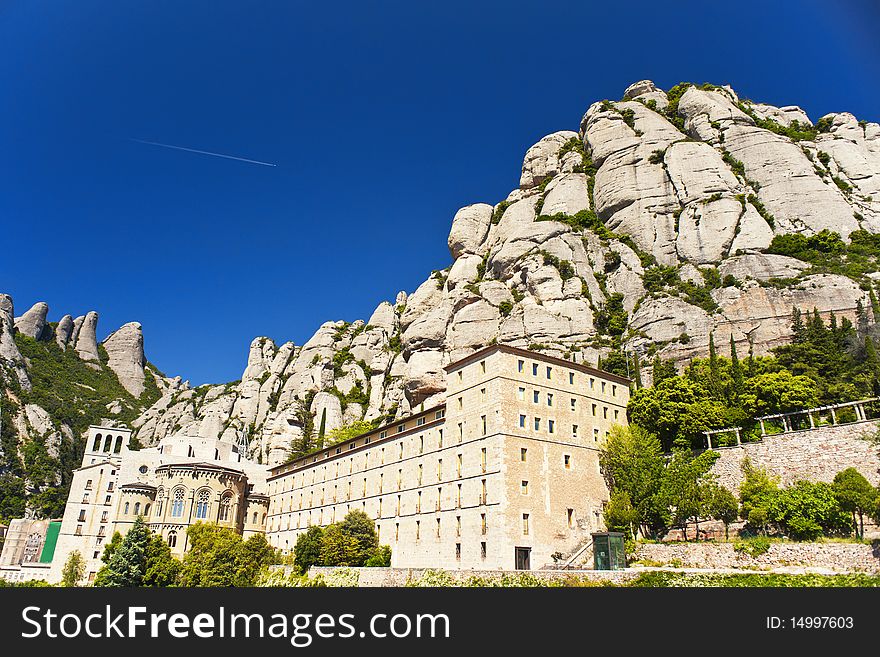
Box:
left=14, top=302, right=49, bottom=340
left=102, top=322, right=146, bottom=397
left=119, top=79, right=880, bottom=462
left=55, top=314, right=73, bottom=348
left=448, top=203, right=493, bottom=260
left=519, top=131, right=579, bottom=189
left=74, top=311, right=100, bottom=362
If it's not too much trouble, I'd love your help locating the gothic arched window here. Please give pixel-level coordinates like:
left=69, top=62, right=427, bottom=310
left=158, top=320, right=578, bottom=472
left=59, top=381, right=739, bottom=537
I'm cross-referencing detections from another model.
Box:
left=124, top=502, right=130, bottom=515
left=219, top=494, right=233, bottom=521
left=171, top=488, right=186, bottom=517
left=195, top=490, right=210, bottom=519
left=134, top=502, right=141, bottom=516
left=167, top=531, right=177, bottom=548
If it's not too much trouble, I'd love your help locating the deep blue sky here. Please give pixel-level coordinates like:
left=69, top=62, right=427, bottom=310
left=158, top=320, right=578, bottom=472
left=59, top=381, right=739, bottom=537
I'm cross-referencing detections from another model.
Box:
left=2, top=1, right=879, bottom=385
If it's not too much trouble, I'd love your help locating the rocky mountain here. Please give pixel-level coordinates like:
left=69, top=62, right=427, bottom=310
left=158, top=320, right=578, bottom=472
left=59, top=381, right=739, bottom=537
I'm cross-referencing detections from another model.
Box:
left=0, top=298, right=179, bottom=518
left=3, top=79, right=880, bottom=514
left=127, top=80, right=880, bottom=467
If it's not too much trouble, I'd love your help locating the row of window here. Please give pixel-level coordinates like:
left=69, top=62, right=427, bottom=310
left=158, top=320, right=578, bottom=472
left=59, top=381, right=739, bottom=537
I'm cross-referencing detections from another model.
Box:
left=274, top=447, right=492, bottom=511
left=516, top=359, right=619, bottom=397
left=273, top=423, right=490, bottom=494
left=516, top=415, right=610, bottom=442
left=269, top=480, right=492, bottom=532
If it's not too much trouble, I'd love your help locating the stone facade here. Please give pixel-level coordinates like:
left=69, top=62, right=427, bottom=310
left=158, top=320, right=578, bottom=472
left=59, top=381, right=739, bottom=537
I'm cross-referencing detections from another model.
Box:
left=43, top=427, right=267, bottom=584
left=266, top=345, right=629, bottom=570
left=710, top=420, right=880, bottom=492
left=633, top=541, right=880, bottom=574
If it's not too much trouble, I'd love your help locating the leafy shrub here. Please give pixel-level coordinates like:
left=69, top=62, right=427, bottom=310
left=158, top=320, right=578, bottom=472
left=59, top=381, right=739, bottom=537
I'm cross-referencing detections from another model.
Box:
left=498, top=300, right=513, bottom=317
left=491, top=200, right=511, bottom=224
left=733, top=536, right=771, bottom=557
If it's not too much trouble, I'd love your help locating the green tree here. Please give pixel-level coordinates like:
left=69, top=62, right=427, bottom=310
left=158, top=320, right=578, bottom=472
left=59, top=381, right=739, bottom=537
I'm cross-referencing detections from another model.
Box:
left=293, top=526, right=324, bottom=573
left=364, top=544, right=392, bottom=567
left=320, top=524, right=359, bottom=566
left=660, top=448, right=720, bottom=540
left=179, top=523, right=278, bottom=587
left=324, top=420, right=375, bottom=447
left=738, top=458, right=779, bottom=534
left=743, top=371, right=819, bottom=416
left=95, top=516, right=150, bottom=587
left=599, top=425, right=668, bottom=538
left=706, top=484, right=739, bottom=540
left=729, top=335, right=743, bottom=401
left=61, top=550, right=85, bottom=587
left=338, top=509, right=380, bottom=565
left=603, top=490, right=640, bottom=539
left=143, top=534, right=181, bottom=587
left=769, top=481, right=852, bottom=541
left=832, top=468, right=877, bottom=539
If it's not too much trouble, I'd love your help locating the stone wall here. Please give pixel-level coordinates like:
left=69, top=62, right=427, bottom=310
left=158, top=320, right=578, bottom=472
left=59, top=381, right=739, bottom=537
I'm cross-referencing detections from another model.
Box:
left=633, top=541, right=880, bottom=573
left=306, top=566, right=638, bottom=587
left=710, top=420, right=880, bottom=492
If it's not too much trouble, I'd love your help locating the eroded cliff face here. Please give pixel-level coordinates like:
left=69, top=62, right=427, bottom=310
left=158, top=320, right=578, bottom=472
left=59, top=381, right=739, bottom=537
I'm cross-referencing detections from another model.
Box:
left=5, top=80, right=878, bottom=474
left=125, top=80, right=880, bottom=465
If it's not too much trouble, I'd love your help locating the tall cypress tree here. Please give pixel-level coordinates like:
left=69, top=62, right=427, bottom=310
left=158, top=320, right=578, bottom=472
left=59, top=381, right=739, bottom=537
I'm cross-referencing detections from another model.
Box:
left=729, top=334, right=743, bottom=400
left=632, top=351, right=643, bottom=389
left=317, top=408, right=327, bottom=449
left=708, top=332, right=720, bottom=397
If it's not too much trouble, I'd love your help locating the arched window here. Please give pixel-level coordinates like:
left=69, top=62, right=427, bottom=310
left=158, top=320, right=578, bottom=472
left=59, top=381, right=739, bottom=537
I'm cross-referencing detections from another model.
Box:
left=195, top=490, right=210, bottom=519
left=113, top=436, right=123, bottom=453
left=124, top=502, right=130, bottom=515
left=93, top=434, right=102, bottom=451
left=167, top=531, right=177, bottom=548
left=156, top=500, right=163, bottom=516
left=171, top=488, right=185, bottom=517
left=144, top=504, right=151, bottom=517
left=252, top=512, right=257, bottom=524
left=134, top=502, right=141, bottom=515
left=102, top=435, right=112, bottom=452
left=219, top=494, right=233, bottom=521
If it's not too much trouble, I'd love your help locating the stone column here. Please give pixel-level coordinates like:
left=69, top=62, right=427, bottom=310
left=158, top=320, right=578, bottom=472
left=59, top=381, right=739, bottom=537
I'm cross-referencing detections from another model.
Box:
left=735, top=428, right=741, bottom=446
left=759, top=419, right=766, bottom=436
left=808, top=413, right=815, bottom=429
left=831, top=409, right=837, bottom=424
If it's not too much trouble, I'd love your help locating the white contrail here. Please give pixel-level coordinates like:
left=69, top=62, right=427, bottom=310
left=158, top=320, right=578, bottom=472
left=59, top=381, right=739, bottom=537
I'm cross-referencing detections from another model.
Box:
left=130, top=138, right=277, bottom=167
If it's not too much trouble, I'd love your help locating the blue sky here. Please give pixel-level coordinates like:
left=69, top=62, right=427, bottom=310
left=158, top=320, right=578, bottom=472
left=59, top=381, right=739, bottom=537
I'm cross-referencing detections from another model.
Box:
left=1, top=0, right=879, bottom=385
